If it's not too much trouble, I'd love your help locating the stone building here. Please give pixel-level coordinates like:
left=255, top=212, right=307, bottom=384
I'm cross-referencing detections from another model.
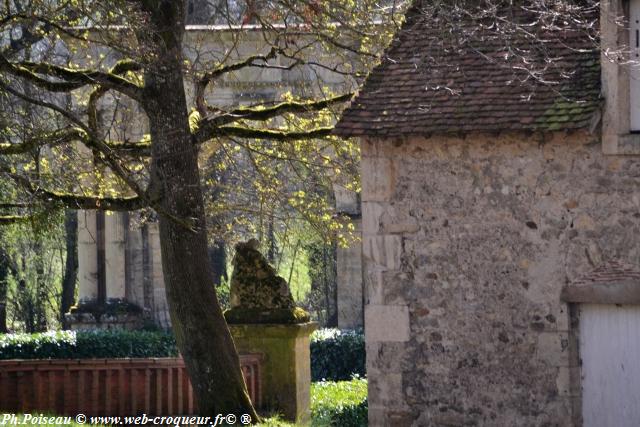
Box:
left=70, top=25, right=365, bottom=330
left=335, top=1, right=640, bottom=425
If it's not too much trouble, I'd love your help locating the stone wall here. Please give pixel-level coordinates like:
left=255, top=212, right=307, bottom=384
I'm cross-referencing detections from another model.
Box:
left=361, top=131, right=640, bottom=426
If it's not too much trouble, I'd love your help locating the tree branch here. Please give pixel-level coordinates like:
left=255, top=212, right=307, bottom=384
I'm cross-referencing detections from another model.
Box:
left=0, top=79, right=92, bottom=134
left=195, top=125, right=335, bottom=143
left=0, top=57, right=143, bottom=100
left=0, top=215, right=29, bottom=224
left=0, top=164, right=146, bottom=211
left=0, top=127, right=87, bottom=155
left=199, top=92, right=353, bottom=128
left=88, top=59, right=143, bottom=132
left=195, top=47, right=280, bottom=113
left=0, top=13, right=91, bottom=44
left=0, top=127, right=150, bottom=157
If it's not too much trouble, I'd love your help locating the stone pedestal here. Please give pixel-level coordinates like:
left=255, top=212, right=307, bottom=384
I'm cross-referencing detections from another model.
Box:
left=65, top=299, right=144, bottom=330
left=229, top=322, right=318, bottom=425
left=65, top=311, right=144, bottom=330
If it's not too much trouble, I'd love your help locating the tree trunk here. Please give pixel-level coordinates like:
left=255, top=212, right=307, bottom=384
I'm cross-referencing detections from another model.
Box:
left=32, top=240, right=47, bottom=331
left=267, top=217, right=276, bottom=264
left=60, top=210, right=78, bottom=329
left=19, top=254, right=35, bottom=333
left=141, top=1, right=257, bottom=418
left=208, top=240, right=227, bottom=287
left=0, top=243, right=11, bottom=333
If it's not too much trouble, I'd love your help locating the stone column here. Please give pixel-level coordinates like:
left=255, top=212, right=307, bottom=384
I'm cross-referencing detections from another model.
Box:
left=125, top=224, right=145, bottom=309
left=77, top=210, right=98, bottom=302
left=147, top=222, right=170, bottom=328
left=334, top=185, right=364, bottom=328
left=337, top=218, right=363, bottom=329
left=68, top=211, right=144, bottom=330
left=360, top=138, right=412, bottom=425
left=229, top=322, right=318, bottom=425
left=105, top=212, right=126, bottom=300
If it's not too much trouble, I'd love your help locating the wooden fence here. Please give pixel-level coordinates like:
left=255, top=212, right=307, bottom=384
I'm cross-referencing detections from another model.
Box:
left=0, top=355, right=262, bottom=416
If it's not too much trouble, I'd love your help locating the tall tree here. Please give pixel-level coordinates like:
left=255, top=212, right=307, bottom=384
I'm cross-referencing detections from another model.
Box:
left=60, top=209, right=77, bottom=329
left=0, top=0, right=398, bottom=416
left=0, top=235, right=12, bottom=333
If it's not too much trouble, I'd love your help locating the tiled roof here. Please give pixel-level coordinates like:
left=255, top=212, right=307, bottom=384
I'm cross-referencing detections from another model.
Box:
left=561, top=259, right=640, bottom=304
left=335, top=3, right=601, bottom=137
left=571, top=259, right=640, bottom=287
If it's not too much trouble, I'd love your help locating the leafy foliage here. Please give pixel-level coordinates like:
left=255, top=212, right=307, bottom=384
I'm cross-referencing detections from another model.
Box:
left=0, top=330, right=177, bottom=359
left=0, top=218, right=67, bottom=333
left=310, top=328, right=365, bottom=381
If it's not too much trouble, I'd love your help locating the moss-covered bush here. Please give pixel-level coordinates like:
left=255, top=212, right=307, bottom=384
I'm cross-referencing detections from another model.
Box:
left=0, top=330, right=178, bottom=359
left=310, top=329, right=365, bottom=381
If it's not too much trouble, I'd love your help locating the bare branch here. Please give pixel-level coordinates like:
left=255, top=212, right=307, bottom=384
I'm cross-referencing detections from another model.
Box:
left=0, top=127, right=87, bottom=155
left=0, top=79, right=92, bottom=134
left=88, top=59, right=143, bottom=132
left=0, top=165, right=146, bottom=211
left=195, top=47, right=280, bottom=113
left=0, top=13, right=91, bottom=45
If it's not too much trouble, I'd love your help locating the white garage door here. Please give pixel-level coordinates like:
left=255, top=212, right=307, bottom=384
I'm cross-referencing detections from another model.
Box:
left=580, top=304, right=640, bottom=427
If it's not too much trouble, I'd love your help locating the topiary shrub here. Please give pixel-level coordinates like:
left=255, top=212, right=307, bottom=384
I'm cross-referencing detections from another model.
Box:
left=0, top=330, right=178, bottom=359
left=310, top=329, right=365, bottom=381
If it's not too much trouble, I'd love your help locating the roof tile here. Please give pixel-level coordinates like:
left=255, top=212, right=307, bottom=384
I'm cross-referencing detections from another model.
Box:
left=335, top=4, right=601, bottom=137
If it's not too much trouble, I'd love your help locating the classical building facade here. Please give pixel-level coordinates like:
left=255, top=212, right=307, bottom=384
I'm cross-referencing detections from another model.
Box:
left=70, top=25, right=365, bottom=330
left=336, top=1, right=640, bottom=425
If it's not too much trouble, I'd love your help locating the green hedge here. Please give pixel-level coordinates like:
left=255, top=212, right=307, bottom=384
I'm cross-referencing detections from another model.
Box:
left=310, top=329, right=365, bottom=382
left=0, top=330, right=177, bottom=359
left=0, top=328, right=366, bottom=383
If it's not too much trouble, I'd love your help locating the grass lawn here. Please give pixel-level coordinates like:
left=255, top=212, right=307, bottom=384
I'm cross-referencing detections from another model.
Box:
left=260, top=377, right=368, bottom=426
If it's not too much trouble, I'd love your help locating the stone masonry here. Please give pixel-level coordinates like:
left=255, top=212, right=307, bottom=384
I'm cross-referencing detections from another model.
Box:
left=361, top=131, right=640, bottom=425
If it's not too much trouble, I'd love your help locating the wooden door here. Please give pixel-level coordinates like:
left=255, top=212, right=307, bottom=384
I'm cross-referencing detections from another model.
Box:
left=630, top=0, right=640, bottom=131
left=580, top=304, right=640, bottom=427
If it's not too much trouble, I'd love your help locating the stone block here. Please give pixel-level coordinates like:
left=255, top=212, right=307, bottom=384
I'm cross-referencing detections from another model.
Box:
left=365, top=305, right=410, bottom=342
left=361, top=157, right=395, bottom=202
left=362, top=202, right=384, bottom=235
left=337, top=235, right=364, bottom=328
left=556, top=366, right=571, bottom=397
left=367, top=405, right=388, bottom=427
left=536, top=332, right=570, bottom=367
left=364, top=266, right=385, bottom=305
left=367, top=341, right=406, bottom=372
left=368, top=370, right=405, bottom=407
left=229, top=322, right=317, bottom=425
left=334, top=184, right=361, bottom=215
left=363, top=235, right=402, bottom=270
